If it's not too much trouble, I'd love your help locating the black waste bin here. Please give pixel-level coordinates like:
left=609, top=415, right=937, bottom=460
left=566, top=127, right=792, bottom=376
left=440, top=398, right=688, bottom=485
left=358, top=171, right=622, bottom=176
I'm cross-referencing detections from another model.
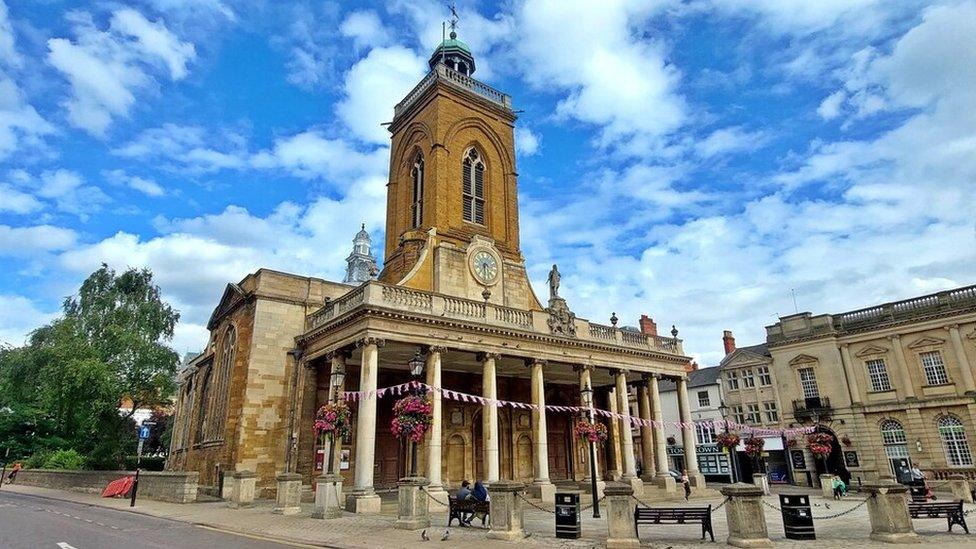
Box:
left=555, top=492, right=581, bottom=539
left=780, top=493, right=815, bottom=540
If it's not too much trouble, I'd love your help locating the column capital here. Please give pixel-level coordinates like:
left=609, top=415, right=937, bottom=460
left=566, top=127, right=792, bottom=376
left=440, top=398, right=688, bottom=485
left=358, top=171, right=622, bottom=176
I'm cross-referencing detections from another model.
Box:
left=650, top=372, right=662, bottom=380
left=325, top=347, right=353, bottom=361
left=356, top=337, right=386, bottom=349
left=477, top=351, right=501, bottom=362
left=840, top=343, right=850, bottom=350
left=524, top=358, right=547, bottom=368
left=572, top=364, right=593, bottom=373
left=427, top=345, right=448, bottom=354
left=945, top=323, right=960, bottom=331
left=607, top=367, right=628, bottom=377
left=888, top=334, right=901, bottom=342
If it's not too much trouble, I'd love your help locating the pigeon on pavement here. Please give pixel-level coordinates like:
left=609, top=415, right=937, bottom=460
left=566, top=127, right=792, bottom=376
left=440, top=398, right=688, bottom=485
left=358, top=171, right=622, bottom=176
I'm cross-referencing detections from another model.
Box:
left=421, top=529, right=430, bottom=541
left=441, top=530, right=450, bottom=541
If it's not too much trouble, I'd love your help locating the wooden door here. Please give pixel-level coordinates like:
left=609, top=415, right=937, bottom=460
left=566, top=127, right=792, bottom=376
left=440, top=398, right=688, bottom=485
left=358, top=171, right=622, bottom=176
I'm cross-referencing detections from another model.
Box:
left=547, top=415, right=571, bottom=480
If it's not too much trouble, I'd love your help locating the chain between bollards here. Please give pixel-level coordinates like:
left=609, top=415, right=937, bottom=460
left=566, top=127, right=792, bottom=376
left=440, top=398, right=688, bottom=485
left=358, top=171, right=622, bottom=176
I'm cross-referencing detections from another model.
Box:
left=419, top=486, right=450, bottom=508
left=517, top=492, right=556, bottom=514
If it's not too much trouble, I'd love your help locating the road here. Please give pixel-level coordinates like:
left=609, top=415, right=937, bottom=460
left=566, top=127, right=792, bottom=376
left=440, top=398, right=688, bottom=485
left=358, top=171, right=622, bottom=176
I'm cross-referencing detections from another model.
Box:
left=0, top=490, right=302, bottom=549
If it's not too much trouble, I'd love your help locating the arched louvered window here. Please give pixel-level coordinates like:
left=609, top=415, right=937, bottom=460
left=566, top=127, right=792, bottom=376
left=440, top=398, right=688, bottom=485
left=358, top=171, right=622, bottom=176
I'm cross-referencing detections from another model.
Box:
left=462, top=148, right=485, bottom=225
left=938, top=415, right=974, bottom=467
left=195, top=366, right=211, bottom=444
left=207, top=326, right=236, bottom=441
left=411, top=153, right=424, bottom=228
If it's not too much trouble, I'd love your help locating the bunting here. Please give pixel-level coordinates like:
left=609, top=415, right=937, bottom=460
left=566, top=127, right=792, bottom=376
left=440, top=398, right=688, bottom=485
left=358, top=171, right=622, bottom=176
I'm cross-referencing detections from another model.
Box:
left=339, top=380, right=816, bottom=437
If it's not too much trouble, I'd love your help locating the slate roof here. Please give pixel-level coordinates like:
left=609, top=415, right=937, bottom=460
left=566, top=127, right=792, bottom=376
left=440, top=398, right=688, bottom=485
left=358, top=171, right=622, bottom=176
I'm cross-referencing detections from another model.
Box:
left=718, top=342, right=771, bottom=368
left=658, top=366, right=722, bottom=392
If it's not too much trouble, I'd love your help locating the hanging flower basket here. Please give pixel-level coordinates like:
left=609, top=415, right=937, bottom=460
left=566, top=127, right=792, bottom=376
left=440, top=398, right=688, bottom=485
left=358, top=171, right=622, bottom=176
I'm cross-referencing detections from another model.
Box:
left=574, top=419, right=608, bottom=444
left=315, top=401, right=352, bottom=439
left=807, top=432, right=834, bottom=459
left=716, top=432, right=740, bottom=451
left=744, top=436, right=765, bottom=458
left=390, top=394, right=433, bottom=443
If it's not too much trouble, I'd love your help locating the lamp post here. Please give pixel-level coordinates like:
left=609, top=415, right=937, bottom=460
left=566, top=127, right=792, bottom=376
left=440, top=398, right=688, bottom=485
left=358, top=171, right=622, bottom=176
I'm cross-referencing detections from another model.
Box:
left=580, top=382, right=601, bottom=518
left=407, top=349, right=426, bottom=477
left=718, top=402, right=737, bottom=483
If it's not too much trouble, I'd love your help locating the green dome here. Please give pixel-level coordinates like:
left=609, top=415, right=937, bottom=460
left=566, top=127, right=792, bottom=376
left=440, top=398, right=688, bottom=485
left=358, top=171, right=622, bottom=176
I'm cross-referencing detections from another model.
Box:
left=428, top=31, right=476, bottom=75
left=434, top=38, right=471, bottom=55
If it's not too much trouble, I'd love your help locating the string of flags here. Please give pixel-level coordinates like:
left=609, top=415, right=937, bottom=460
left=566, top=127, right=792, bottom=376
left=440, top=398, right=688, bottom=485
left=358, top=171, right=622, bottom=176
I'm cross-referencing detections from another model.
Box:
left=340, top=380, right=817, bottom=438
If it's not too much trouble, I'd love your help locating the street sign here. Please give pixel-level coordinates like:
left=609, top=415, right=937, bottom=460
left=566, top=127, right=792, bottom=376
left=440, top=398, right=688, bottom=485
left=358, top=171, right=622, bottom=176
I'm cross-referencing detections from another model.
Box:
left=139, top=426, right=150, bottom=440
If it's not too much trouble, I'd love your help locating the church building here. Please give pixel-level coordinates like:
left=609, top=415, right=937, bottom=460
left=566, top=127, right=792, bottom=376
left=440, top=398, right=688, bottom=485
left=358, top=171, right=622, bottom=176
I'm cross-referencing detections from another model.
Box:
left=167, top=30, right=700, bottom=512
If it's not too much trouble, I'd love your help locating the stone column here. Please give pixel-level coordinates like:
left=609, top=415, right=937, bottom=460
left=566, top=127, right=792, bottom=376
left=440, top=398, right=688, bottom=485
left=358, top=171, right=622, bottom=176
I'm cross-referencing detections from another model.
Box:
left=227, top=470, right=256, bottom=508
left=637, top=378, right=655, bottom=482
left=480, top=352, right=500, bottom=483
left=604, top=482, right=640, bottom=549
left=948, top=474, right=974, bottom=503
left=486, top=480, right=526, bottom=541
left=720, top=483, right=773, bottom=548
left=650, top=374, right=676, bottom=493
left=347, top=338, right=383, bottom=514
left=678, top=377, right=703, bottom=487
left=839, top=344, right=863, bottom=404
left=273, top=473, right=302, bottom=515
left=325, top=349, right=349, bottom=475
left=889, top=336, right=917, bottom=399
left=614, top=369, right=643, bottom=496
left=395, top=476, right=430, bottom=530
left=947, top=325, right=976, bottom=394
left=862, top=477, right=919, bottom=543
left=577, top=365, right=606, bottom=498
left=608, top=386, right=622, bottom=480
left=528, top=359, right=555, bottom=502
left=819, top=474, right=836, bottom=499
left=425, top=346, right=448, bottom=510
left=313, top=473, right=343, bottom=519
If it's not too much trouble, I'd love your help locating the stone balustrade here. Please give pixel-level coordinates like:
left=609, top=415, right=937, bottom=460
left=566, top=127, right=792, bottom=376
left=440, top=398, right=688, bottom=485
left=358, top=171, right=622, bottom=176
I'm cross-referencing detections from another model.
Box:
left=307, top=281, right=684, bottom=356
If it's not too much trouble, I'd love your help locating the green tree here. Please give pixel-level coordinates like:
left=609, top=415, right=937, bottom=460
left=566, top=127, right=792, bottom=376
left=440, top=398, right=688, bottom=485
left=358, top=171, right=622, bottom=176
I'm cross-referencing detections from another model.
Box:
left=0, top=265, right=180, bottom=468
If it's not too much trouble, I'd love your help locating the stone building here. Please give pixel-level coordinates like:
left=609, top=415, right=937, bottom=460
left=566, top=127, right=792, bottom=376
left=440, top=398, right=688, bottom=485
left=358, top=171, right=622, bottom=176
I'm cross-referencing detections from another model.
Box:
left=719, top=286, right=976, bottom=486
left=167, top=31, right=703, bottom=510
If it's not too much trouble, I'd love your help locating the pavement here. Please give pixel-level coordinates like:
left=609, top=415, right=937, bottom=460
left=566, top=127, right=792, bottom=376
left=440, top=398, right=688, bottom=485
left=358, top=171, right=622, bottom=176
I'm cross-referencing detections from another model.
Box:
left=0, top=482, right=974, bottom=548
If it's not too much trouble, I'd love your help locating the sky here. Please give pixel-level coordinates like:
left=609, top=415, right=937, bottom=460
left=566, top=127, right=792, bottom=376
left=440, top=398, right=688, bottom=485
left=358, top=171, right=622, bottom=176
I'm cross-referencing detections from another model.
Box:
left=0, top=0, right=974, bottom=367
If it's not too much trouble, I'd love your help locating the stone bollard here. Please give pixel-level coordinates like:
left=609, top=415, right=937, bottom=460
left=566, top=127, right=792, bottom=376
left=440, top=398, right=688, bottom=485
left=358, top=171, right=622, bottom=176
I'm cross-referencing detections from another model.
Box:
left=227, top=470, right=256, bottom=508
left=313, top=473, right=343, bottom=519
left=394, top=476, right=430, bottom=530
left=720, top=483, right=773, bottom=548
left=220, top=469, right=236, bottom=500
left=273, top=473, right=303, bottom=515
left=486, top=480, right=526, bottom=541
left=820, top=474, right=836, bottom=499
left=862, top=478, right=919, bottom=544
left=753, top=473, right=770, bottom=495
left=948, top=474, right=974, bottom=503
left=604, top=481, right=640, bottom=549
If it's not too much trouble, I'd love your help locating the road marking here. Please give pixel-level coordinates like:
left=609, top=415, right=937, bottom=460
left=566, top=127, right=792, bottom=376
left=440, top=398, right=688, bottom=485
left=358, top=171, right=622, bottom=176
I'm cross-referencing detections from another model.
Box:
left=57, top=543, right=79, bottom=549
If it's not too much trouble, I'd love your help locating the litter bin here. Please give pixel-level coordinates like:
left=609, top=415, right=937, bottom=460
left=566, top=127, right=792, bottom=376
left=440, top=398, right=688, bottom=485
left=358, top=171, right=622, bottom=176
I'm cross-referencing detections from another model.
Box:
left=555, top=492, right=581, bottom=539
left=779, top=493, right=815, bottom=540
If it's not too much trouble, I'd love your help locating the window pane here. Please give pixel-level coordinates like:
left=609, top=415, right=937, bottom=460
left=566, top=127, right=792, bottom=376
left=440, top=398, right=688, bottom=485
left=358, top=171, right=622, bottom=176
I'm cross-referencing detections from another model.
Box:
left=798, top=368, right=819, bottom=398
left=920, top=351, right=949, bottom=385
left=866, top=359, right=892, bottom=392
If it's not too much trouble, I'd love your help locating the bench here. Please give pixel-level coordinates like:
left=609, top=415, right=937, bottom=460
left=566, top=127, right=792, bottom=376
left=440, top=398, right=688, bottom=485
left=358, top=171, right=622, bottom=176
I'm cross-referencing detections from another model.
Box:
left=448, top=495, right=490, bottom=527
left=908, top=501, right=969, bottom=534
left=634, top=505, right=714, bottom=542
left=909, top=486, right=930, bottom=503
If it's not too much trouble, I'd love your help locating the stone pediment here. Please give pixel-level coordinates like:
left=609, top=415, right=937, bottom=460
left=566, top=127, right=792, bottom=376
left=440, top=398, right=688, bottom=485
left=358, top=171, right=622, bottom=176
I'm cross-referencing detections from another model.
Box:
left=907, top=336, right=945, bottom=349
left=724, top=350, right=771, bottom=367
left=854, top=345, right=889, bottom=358
left=207, top=283, right=246, bottom=330
left=788, top=353, right=819, bottom=366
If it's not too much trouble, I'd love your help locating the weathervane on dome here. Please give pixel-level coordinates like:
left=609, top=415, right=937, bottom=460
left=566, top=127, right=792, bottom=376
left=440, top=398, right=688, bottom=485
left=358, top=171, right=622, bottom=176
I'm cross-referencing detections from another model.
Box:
left=449, top=2, right=460, bottom=36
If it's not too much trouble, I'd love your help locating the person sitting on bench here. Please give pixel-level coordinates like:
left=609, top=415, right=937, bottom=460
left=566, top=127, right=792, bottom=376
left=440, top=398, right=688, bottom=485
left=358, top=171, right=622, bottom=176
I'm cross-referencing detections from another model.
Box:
left=457, top=480, right=474, bottom=525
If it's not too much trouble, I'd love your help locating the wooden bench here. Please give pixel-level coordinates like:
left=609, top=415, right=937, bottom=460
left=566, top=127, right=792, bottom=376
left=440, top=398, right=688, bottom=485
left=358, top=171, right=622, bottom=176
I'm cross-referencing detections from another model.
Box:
left=908, top=501, right=969, bottom=534
left=634, top=505, right=714, bottom=542
left=448, top=495, right=490, bottom=527
left=909, top=486, right=930, bottom=503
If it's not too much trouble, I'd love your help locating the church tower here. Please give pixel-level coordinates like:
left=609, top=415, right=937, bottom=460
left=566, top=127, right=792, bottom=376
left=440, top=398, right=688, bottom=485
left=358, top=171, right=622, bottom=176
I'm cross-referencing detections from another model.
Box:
left=343, top=224, right=379, bottom=283
left=379, top=29, right=541, bottom=310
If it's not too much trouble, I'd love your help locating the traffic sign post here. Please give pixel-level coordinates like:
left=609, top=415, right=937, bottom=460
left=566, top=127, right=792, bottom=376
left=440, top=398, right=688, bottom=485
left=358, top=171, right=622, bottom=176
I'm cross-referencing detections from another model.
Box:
left=131, top=424, right=150, bottom=507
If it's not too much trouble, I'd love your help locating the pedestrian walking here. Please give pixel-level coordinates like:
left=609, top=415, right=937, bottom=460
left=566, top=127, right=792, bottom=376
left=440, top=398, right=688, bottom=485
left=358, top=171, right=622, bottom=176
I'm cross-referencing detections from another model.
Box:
left=681, top=469, right=691, bottom=501
left=7, top=462, right=22, bottom=484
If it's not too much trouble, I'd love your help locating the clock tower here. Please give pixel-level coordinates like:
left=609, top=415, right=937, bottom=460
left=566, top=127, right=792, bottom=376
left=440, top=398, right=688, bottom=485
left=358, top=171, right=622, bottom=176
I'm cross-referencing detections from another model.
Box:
left=379, top=31, right=542, bottom=311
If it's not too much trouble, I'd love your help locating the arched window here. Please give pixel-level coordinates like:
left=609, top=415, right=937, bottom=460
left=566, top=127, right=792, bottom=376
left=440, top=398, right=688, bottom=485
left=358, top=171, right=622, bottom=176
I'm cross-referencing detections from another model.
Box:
left=462, top=148, right=485, bottom=225
left=938, top=415, right=974, bottom=467
left=880, top=419, right=906, bottom=445
left=411, top=153, right=424, bottom=228
left=195, top=367, right=212, bottom=444
left=207, top=326, right=236, bottom=440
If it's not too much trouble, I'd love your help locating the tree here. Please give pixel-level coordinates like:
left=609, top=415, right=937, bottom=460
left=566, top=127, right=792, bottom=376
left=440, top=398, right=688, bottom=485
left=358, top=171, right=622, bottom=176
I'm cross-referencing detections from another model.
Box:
left=0, top=265, right=180, bottom=468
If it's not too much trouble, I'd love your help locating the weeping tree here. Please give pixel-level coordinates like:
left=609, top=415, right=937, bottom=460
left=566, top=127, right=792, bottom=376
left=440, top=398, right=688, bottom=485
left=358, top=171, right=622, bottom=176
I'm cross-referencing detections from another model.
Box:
left=0, top=265, right=180, bottom=468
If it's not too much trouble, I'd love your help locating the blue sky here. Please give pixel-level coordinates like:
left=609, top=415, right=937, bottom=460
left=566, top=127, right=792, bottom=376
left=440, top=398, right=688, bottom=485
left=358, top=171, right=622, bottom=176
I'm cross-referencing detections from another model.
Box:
left=1, top=0, right=974, bottom=366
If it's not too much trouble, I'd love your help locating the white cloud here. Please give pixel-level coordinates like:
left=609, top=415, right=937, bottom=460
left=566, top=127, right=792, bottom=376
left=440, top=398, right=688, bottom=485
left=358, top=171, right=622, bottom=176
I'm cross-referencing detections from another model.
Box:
left=11, top=169, right=112, bottom=218
left=46, top=9, right=196, bottom=136
left=694, top=126, right=768, bottom=158
left=515, top=127, right=541, bottom=156
left=0, top=224, right=77, bottom=256
left=113, top=123, right=247, bottom=173
left=0, top=1, right=20, bottom=68
left=0, top=294, right=57, bottom=346
left=335, top=46, right=426, bottom=145
left=252, top=130, right=389, bottom=180
left=105, top=169, right=165, bottom=197
left=0, top=6, right=55, bottom=160
left=340, top=10, right=391, bottom=51
left=0, top=182, right=42, bottom=214
left=817, top=90, right=846, bottom=120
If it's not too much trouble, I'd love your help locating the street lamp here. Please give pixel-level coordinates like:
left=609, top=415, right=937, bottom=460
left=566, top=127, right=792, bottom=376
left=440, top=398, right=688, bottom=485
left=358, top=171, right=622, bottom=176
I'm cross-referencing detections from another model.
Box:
left=580, top=382, right=601, bottom=518
left=407, top=349, right=426, bottom=477
left=718, top=402, right=737, bottom=483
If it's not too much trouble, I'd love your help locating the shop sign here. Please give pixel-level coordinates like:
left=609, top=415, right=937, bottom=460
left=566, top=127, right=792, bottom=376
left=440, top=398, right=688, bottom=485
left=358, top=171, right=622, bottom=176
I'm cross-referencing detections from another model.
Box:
left=844, top=451, right=860, bottom=468
left=790, top=449, right=807, bottom=470
left=667, top=443, right=721, bottom=456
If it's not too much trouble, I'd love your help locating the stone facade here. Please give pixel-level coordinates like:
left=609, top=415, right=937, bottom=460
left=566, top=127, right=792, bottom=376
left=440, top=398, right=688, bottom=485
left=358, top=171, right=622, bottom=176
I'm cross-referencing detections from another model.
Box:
left=719, top=285, right=976, bottom=486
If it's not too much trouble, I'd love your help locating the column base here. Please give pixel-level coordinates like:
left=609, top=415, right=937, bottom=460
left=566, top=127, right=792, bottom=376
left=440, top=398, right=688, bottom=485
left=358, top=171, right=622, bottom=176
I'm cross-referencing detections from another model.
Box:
left=527, top=480, right=556, bottom=503
left=869, top=533, right=920, bottom=544
left=621, top=475, right=644, bottom=497
left=688, top=472, right=706, bottom=488
left=727, top=536, right=774, bottom=548
left=313, top=474, right=344, bottom=519
left=345, top=489, right=382, bottom=514
left=578, top=479, right=606, bottom=499
left=607, top=538, right=641, bottom=549
left=656, top=474, right=677, bottom=494
left=395, top=476, right=430, bottom=531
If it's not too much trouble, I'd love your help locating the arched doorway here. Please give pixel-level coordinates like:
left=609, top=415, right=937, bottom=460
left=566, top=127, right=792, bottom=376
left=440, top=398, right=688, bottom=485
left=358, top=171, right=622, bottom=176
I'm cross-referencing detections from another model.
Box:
left=516, top=434, right=533, bottom=482
left=447, top=434, right=466, bottom=486
left=812, top=425, right=849, bottom=483
left=546, top=413, right=573, bottom=480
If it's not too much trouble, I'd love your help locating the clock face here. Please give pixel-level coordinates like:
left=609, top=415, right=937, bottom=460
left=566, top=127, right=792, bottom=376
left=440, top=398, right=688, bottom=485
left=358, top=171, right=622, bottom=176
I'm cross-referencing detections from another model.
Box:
left=471, top=250, right=499, bottom=284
